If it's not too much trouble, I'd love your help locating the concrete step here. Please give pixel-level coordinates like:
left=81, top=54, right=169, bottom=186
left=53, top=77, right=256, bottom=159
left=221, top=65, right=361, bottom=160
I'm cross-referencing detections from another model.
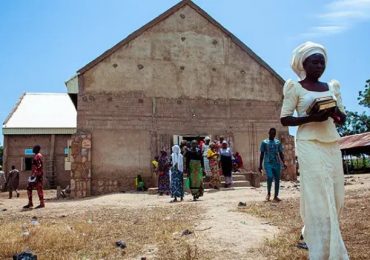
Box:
left=204, top=180, right=250, bottom=189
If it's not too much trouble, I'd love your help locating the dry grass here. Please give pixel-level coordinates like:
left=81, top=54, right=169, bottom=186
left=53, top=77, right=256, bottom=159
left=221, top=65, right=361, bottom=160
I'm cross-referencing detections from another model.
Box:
left=0, top=204, right=202, bottom=260
left=239, top=189, right=370, bottom=260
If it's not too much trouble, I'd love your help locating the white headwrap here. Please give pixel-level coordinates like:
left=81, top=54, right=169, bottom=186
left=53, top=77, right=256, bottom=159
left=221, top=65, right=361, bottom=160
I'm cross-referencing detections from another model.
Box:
left=291, top=41, right=327, bottom=80
left=171, top=145, right=183, bottom=172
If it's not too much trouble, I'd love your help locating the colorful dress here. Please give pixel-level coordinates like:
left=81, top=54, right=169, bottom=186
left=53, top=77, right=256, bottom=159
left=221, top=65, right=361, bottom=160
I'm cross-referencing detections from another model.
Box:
left=27, top=152, right=44, bottom=206
left=186, top=148, right=203, bottom=199
left=170, top=145, right=184, bottom=199
left=220, top=147, right=233, bottom=186
left=157, top=154, right=170, bottom=194
left=207, top=149, right=221, bottom=188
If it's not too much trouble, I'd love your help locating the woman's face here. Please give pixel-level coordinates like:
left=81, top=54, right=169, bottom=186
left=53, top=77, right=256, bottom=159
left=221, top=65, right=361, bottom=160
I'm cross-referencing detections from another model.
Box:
left=303, top=53, right=326, bottom=80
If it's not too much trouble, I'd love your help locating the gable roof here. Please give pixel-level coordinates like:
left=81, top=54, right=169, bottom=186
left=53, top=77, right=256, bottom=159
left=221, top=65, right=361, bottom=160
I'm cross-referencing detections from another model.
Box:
left=3, top=93, right=77, bottom=135
left=77, top=0, right=284, bottom=83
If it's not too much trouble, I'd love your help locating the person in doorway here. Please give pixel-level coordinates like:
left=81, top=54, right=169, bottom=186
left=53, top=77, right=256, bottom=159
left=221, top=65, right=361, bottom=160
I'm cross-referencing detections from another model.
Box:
left=207, top=143, right=221, bottom=189
left=280, top=41, right=348, bottom=259
left=5, top=165, right=20, bottom=199
left=157, top=151, right=170, bottom=196
left=219, top=140, right=233, bottom=188
left=23, top=145, right=45, bottom=209
left=202, top=136, right=211, bottom=178
left=170, top=145, right=184, bottom=202
left=185, top=140, right=204, bottom=201
left=258, top=128, right=286, bottom=202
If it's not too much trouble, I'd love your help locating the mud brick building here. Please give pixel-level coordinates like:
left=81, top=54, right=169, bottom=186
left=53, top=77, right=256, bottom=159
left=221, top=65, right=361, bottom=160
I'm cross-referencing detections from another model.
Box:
left=2, top=93, right=77, bottom=189
left=66, top=0, right=296, bottom=197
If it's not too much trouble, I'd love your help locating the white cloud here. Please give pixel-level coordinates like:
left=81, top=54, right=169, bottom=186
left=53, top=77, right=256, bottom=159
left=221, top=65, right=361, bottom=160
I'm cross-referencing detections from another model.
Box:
left=299, top=0, right=370, bottom=38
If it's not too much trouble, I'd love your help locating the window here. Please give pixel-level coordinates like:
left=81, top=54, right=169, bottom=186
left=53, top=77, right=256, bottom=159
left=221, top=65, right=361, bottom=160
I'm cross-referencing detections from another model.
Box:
left=24, top=157, right=33, bottom=171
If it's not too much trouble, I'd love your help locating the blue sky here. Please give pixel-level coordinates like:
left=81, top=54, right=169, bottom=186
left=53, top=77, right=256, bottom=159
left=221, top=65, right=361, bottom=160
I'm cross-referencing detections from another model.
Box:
left=1, top=0, right=369, bottom=145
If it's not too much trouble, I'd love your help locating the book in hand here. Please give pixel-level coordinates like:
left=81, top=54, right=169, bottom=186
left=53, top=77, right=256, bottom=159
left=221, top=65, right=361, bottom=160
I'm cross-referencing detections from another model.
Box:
left=306, top=96, right=337, bottom=115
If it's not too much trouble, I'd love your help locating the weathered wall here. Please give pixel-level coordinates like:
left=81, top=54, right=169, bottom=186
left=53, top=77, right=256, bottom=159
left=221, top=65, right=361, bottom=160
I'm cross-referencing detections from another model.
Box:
left=91, top=129, right=151, bottom=194
left=76, top=4, right=294, bottom=194
left=3, top=134, right=71, bottom=189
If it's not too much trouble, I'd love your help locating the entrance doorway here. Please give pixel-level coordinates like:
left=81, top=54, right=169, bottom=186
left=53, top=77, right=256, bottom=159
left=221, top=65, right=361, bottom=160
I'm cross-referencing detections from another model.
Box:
left=172, top=135, right=209, bottom=146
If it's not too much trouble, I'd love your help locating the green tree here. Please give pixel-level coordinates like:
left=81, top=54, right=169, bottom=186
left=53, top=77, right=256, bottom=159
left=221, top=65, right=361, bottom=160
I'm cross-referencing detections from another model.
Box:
left=337, top=111, right=370, bottom=136
left=337, top=79, right=370, bottom=136
left=358, top=79, right=370, bottom=108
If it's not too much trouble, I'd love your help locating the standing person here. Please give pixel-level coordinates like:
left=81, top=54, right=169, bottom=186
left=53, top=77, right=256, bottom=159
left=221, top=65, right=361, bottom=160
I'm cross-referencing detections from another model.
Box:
left=258, top=128, right=286, bottom=202
left=185, top=140, right=204, bottom=201
left=5, top=166, right=20, bottom=199
left=207, top=143, right=221, bottom=189
left=157, top=151, right=170, bottom=196
left=23, top=145, right=45, bottom=209
left=280, top=42, right=348, bottom=259
left=202, top=136, right=211, bottom=177
left=170, top=145, right=184, bottom=202
left=234, top=152, right=244, bottom=171
left=219, top=141, right=233, bottom=188
left=0, top=166, right=6, bottom=192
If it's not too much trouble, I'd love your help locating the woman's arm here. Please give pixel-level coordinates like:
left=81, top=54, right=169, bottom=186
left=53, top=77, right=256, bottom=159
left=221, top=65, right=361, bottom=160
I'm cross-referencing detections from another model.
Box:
left=280, top=110, right=331, bottom=126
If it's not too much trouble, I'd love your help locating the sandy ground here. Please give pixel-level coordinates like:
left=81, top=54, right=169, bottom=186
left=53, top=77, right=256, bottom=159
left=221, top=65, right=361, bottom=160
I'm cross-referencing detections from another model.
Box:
left=1, top=173, right=369, bottom=259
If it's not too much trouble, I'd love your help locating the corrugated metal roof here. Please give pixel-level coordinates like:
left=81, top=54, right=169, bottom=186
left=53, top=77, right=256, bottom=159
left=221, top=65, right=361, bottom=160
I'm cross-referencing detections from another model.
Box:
left=3, top=93, right=76, bottom=134
left=338, top=132, right=370, bottom=150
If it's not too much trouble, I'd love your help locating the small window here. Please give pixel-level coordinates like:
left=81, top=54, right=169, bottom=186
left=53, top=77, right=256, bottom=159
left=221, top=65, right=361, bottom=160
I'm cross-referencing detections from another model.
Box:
left=24, top=157, right=33, bottom=171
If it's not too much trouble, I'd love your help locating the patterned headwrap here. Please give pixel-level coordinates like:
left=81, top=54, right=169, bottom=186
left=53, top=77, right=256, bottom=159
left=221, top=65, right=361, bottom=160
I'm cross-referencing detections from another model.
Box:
left=291, top=41, right=327, bottom=80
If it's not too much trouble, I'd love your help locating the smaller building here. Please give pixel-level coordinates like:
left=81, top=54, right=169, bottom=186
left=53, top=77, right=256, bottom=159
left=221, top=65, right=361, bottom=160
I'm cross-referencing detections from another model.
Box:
left=338, top=132, right=370, bottom=174
left=2, top=93, right=77, bottom=188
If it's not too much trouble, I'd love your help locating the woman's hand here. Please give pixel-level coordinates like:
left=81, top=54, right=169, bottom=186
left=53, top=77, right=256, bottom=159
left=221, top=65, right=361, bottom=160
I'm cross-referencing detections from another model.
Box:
left=308, top=110, right=330, bottom=122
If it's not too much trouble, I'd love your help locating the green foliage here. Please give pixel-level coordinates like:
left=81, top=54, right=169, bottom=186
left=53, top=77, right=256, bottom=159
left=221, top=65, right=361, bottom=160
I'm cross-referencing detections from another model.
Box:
left=358, top=79, right=370, bottom=108
left=337, top=111, right=370, bottom=136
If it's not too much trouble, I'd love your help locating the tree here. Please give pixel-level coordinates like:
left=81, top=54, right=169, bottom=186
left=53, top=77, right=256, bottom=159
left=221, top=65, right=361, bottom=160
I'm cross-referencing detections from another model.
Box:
left=337, top=79, right=370, bottom=136
left=337, top=111, right=370, bottom=136
left=358, top=79, right=370, bottom=108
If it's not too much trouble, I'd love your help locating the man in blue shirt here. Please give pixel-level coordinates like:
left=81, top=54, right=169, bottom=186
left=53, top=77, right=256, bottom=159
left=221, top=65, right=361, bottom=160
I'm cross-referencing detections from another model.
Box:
left=258, top=128, right=287, bottom=202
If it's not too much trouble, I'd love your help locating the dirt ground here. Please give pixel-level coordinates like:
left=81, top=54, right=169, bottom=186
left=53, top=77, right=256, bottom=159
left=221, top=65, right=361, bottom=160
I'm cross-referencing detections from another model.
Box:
left=0, top=173, right=369, bottom=259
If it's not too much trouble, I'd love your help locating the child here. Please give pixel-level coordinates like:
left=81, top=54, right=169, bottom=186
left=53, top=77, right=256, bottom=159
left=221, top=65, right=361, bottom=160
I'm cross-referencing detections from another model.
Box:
left=135, top=175, right=145, bottom=191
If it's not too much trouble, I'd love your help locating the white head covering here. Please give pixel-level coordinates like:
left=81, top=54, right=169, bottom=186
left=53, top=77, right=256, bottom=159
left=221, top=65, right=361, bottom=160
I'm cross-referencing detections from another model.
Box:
left=171, top=145, right=183, bottom=172
left=291, top=41, right=327, bottom=80
left=204, top=136, right=211, bottom=141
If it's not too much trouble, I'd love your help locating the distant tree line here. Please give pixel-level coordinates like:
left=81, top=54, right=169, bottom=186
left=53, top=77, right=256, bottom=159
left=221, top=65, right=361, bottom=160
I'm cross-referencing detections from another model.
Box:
left=337, top=79, right=370, bottom=136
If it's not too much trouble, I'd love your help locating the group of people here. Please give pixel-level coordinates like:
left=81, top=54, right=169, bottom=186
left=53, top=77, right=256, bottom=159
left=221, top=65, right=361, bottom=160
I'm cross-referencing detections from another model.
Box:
left=152, top=136, right=240, bottom=202
left=1, top=145, right=45, bottom=209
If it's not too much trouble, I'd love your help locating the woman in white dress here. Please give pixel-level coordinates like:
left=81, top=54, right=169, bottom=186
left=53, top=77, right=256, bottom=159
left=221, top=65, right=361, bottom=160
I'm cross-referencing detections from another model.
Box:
left=280, top=42, right=349, bottom=260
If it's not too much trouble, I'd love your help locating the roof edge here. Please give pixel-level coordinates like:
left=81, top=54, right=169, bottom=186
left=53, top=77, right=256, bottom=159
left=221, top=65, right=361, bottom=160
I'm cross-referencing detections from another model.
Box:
left=3, top=128, right=77, bottom=135
left=3, top=93, right=26, bottom=126
left=77, top=0, right=284, bottom=83
left=78, top=0, right=190, bottom=74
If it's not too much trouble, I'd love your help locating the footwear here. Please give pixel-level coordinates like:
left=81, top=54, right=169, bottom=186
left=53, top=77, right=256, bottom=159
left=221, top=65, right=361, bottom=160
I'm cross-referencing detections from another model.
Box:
left=273, top=197, right=281, bottom=202
left=23, top=204, right=33, bottom=209
left=35, top=204, right=45, bottom=209
left=265, top=194, right=271, bottom=201
left=297, top=242, right=308, bottom=250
